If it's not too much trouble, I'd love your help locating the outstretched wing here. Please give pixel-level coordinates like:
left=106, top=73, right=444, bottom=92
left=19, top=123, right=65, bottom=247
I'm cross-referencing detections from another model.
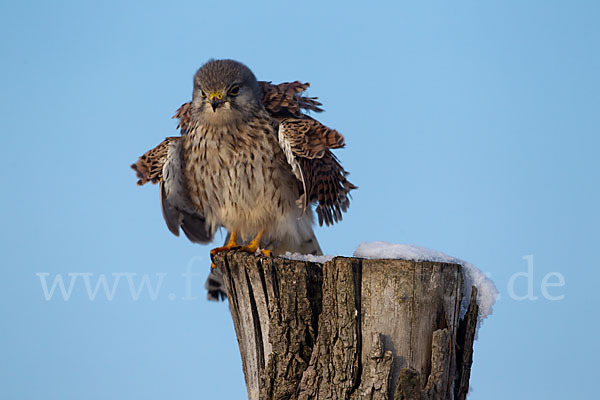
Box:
left=278, top=119, right=345, bottom=158
left=131, top=137, right=215, bottom=243
left=278, top=118, right=356, bottom=226
left=131, top=137, right=178, bottom=185
left=172, top=81, right=323, bottom=134
left=259, top=81, right=323, bottom=118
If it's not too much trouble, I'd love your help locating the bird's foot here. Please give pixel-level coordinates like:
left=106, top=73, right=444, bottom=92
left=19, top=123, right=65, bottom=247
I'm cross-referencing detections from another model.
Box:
left=239, top=233, right=271, bottom=258
left=260, top=249, right=271, bottom=257
left=210, top=231, right=239, bottom=268
left=239, top=245, right=271, bottom=258
left=210, top=246, right=241, bottom=268
left=210, top=244, right=241, bottom=256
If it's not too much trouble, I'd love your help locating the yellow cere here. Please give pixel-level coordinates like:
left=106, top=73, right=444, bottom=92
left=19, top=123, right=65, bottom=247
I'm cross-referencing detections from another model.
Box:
left=209, top=92, right=223, bottom=100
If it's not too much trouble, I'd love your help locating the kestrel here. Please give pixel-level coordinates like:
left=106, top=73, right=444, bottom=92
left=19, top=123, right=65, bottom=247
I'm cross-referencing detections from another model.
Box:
left=132, top=59, right=355, bottom=299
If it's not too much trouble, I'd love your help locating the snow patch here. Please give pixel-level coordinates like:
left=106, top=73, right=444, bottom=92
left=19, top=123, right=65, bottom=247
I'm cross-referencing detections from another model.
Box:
left=354, top=241, right=497, bottom=336
left=281, top=252, right=335, bottom=264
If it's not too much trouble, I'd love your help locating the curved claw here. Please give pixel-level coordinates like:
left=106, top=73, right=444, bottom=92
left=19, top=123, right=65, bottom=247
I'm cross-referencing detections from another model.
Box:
left=210, top=231, right=239, bottom=265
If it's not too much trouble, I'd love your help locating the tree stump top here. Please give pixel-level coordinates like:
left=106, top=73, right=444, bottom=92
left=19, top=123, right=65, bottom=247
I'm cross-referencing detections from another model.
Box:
left=213, top=251, right=480, bottom=400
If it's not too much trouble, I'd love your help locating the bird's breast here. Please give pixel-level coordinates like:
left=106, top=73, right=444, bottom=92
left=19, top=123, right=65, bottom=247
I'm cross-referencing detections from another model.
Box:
left=181, top=122, right=300, bottom=236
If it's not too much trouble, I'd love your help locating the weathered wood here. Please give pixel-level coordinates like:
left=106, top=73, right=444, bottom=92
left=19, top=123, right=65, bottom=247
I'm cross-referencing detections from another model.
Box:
left=214, top=251, right=480, bottom=400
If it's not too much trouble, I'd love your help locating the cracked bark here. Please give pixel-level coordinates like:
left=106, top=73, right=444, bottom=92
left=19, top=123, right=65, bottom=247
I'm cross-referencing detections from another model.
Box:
left=214, top=252, right=479, bottom=400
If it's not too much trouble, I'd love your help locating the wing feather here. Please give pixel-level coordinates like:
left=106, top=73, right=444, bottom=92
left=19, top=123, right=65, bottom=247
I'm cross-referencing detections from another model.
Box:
left=300, top=153, right=356, bottom=226
left=131, top=137, right=179, bottom=185
left=133, top=137, right=215, bottom=243
left=277, top=123, right=308, bottom=212
left=173, top=102, right=192, bottom=135
left=278, top=118, right=356, bottom=225
left=278, top=119, right=345, bottom=159
left=259, top=81, right=323, bottom=117
left=161, top=138, right=214, bottom=243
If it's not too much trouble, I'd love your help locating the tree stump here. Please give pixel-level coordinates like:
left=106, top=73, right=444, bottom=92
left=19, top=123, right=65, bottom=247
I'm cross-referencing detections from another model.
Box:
left=213, top=251, right=479, bottom=400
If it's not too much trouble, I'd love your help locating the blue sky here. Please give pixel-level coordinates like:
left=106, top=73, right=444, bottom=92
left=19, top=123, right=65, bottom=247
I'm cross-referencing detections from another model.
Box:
left=1, top=1, right=598, bottom=399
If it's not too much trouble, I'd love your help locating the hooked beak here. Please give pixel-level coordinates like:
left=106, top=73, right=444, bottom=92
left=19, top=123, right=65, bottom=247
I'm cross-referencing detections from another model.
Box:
left=209, top=92, right=224, bottom=112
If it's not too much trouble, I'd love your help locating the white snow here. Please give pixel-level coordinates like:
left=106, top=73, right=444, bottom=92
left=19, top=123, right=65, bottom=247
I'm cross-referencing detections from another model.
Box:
left=281, top=252, right=335, bottom=264
left=353, top=241, right=497, bottom=335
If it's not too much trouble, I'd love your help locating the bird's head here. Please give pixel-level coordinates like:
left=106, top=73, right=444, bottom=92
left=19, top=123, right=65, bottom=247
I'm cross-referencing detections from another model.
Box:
left=190, top=59, right=262, bottom=125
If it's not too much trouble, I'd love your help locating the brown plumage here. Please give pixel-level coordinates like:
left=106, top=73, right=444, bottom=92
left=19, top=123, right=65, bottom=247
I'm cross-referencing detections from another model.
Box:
left=259, top=81, right=323, bottom=117
left=131, top=137, right=178, bottom=185
left=278, top=118, right=345, bottom=159
left=132, top=59, right=356, bottom=300
left=132, top=78, right=355, bottom=228
left=300, top=153, right=356, bottom=226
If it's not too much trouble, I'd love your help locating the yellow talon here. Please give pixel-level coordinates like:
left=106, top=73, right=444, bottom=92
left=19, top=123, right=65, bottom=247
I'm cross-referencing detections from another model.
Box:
left=210, top=230, right=239, bottom=260
left=239, top=229, right=271, bottom=257
left=211, top=229, right=272, bottom=262
left=260, top=249, right=271, bottom=257
left=244, top=240, right=260, bottom=253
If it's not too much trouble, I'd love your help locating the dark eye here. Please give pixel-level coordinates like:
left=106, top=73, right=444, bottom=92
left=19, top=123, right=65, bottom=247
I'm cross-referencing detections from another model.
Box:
left=229, top=85, right=240, bottom=96
left=200, top=90, right=207, bottom=98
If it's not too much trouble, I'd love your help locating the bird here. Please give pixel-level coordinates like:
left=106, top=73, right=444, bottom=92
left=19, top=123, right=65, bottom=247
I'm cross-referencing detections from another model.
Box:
left=132, top=59, right=356, bottom=300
